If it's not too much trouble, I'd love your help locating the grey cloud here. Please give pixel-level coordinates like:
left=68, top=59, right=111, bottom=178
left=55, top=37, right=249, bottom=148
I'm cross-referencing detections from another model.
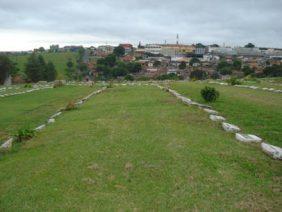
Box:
left=0, top=0, right=282, bottom=48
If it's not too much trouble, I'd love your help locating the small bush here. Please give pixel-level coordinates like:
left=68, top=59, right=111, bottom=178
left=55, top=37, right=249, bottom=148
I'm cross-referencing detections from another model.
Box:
left=15, top=128, right=35, bottom=142
left=201, top=86, right=219, bottom=102
left=24, top=84, right=33, bottom=88
left=124, top=74, right=134, bottom=81
left=226, top=77, right=241, bottom=86
left=65, top=101, right=77, bottom=111
left=53, top=80, right=64, bottom=88
left=107, top=81, right=114, bottom=88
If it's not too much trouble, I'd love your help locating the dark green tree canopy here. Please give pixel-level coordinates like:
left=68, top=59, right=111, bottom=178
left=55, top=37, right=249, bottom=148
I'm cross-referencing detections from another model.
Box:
left=179, top=61, right=187, bottom=70
left=25, top=54, right=57, bottom=82
left=113, top=45, right=125, bottom=57
left=245, top=43, right=255, bottom=48
left=0, top=55, right=18, bottom=84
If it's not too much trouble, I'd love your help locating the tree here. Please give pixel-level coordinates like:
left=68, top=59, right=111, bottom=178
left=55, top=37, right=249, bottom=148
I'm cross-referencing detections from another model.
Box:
left=25, top=53, right=42, bottom=82
left=113, top=45, right=125, bottom=57
left=217, top=60, right=233, bottom=75
left=189, top=57, right=200, bottom=66
left=263, top=65, right=282, bottom=77
left=38, top=47, right=45, bottom=52
left=179, top=61, right=187, bottom=70
left=245, top=43, right=255, bottom=48
left=233, top=59, right=242, bottom=70
left=0, top=55, right=18, bottom=84
left=242, top=65, right=254, bottom=76
left=127, top=62, right=142, bottom=73
left=38, top=55, right=46, bottom=80
left=124, top=74, right=134, bottom=81
left=153, top=61, right=161, bottom=67
left=45, top=62, right=57, bottom=81
left=77, top=47, right=85, bottom=62
left=65, top=60, right=76, bottom=80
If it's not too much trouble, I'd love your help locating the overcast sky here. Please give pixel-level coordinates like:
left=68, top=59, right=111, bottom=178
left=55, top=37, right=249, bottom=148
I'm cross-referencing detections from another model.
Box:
left=0, top=0, right=281, bottom=51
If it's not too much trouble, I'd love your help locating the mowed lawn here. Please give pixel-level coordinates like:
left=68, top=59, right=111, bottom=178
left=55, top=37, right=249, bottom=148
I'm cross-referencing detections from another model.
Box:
left=171, top=81, right=282, bottom=147
left=0, top=85, right=281, bottom=211
left=0, top=85, right=98, bottom=141
left=10, top=52, right=77, bottom=79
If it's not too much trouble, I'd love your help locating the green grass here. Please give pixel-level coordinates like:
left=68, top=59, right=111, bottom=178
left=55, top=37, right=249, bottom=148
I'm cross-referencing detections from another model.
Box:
left=10, top=52, right=77, bottom=79
left=171, top=81, right=282, bottom=147
left=0, top=85, right=98, bottom=141
left=240, top=77, right=282, bottom=90
left=0, top=85, right=281, bottom=211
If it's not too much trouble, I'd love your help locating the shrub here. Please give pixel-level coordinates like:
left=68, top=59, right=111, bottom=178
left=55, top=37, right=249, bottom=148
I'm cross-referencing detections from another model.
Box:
left=15, top=128, right=35, bottom=142
left=201, top=86, right=219, bottom=102
left=124, top=74, right=134, bottom=81
left=24, top=83, right=33, bottom=88
left=210, top=71, right=220, bottom=79
left=65, top=101, right=77, bottom=111
left=190, top=70, right=207, bottom=80
left=226, top=77, right=241, bottom=86
left=107, top=81, right=114, bottom=88
left=137, top=76, right=150, bottom=81
left=53, top=80, right=64, bottom=88
left=263, top=65, right=282, bottom=77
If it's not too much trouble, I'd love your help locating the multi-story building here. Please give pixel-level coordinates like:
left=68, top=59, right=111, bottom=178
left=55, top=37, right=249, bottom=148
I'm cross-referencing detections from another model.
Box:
left=195, top=43, right=207, bottom=55
left=144, top=44, right=162, bottom=55
left=160, top=44, right=195, bottom=57
left=120, top=44, right=133, bottom=55
left=97, top=45, right=114, bottom=57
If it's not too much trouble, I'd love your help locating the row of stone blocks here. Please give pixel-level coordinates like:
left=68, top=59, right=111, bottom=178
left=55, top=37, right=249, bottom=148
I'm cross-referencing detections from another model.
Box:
left=209, top=81, right=282, bottom=94
left=0, top=87, right=106, bottom=153
left=159, top=85, right=282, bottom=160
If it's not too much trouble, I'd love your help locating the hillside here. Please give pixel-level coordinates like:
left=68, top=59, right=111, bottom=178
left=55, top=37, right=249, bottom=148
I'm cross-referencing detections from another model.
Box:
left=10, top=52, right=77, bottom=79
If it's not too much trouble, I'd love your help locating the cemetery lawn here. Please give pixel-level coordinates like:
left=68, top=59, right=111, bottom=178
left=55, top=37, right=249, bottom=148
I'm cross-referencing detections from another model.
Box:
left=171, top=81, right=282, bottom=147
left=0, top=85, right=99, bottom=141
left=0, top=85, right=281, bottom=211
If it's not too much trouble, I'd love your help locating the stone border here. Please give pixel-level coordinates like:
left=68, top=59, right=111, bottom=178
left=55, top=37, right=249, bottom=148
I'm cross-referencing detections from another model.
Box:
left=155, top=84, right=282, bottom=160
left=208, top=81, right=282, bottom=93
left=0, top=87, right=106, bottom=153
left=0, top=81, right=96, bottom=99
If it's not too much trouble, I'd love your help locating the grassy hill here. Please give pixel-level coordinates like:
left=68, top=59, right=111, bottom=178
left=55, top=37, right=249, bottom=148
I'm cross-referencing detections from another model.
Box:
left=10, top=52, right=77, bottom=79
left=0, top=84, right=281, bottom=210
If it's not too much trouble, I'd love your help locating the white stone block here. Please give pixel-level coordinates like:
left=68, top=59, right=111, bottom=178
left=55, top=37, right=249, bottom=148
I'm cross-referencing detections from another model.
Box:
left=51, top=112, right=62, bottom=119
left=35, top=124, right=46, bottom=131
left=203, top=109, right=218, bottom=115
left=235, top=133, right=262, bottom=143
left=48, top=118, right=55, bottom=124
left=0, top=138, right=14, bottom=151
left=261, top=143, right=282, bottom=160
left=76, top=100, right=83, bottom=105
left=209, top=115, right=226, bottom=122
left=222, top=122, right=240, bottom=133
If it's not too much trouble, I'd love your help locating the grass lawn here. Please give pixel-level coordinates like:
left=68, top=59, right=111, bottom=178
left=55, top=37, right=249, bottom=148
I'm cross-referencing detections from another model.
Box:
left=0, top=85, right=281, bottom=210
left=0, top=85, right=98, bottom=141
left=10, top=52, right=77, bottom=79
left=170, top=81, right=282, bottom=147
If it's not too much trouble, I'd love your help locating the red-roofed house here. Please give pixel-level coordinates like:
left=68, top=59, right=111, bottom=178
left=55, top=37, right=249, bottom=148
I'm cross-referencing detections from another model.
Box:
left=120, top=44, right=133, bottom=55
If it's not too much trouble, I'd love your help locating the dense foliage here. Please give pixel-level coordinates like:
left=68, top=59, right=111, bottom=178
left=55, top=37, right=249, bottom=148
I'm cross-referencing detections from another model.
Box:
left=201, top=86, right=220, bottom=102
left=25, top=54, right=57, bottom=82
left=190, top=69, right=207, bottom=80
left=156, top=73, right=180, bottom=80
left=113, top=45, right=125, bottom=57
left=96, top=54, right=141, bottom=80
left=263, top=65, right=282, bottom=77
left=0, top=55, right=18, bottom=84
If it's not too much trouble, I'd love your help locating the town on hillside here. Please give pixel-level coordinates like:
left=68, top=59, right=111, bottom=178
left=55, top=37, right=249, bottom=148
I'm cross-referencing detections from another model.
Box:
left=1, top=40, right=282, bottom=84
